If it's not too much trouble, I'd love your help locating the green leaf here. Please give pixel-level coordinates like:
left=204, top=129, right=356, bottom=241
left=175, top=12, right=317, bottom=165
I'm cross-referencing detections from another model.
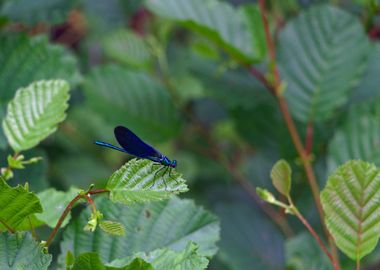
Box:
left=99, top=220, right=126, bottom=236
left=0, top=179, right=42, bottom=231
left=327, top=105, right=380, bottom=173
left=350, top=44, right=380, bottom=104
left=109, top=242, right=208, bottom=270
left=2, top=80, right=70, bottom=152
left=0, top=34, right=80, bottom=102
left=72, top=252, right=152, bottom=270
left=83, top=64, right=180, bottom=142
left=72, top=252, right=107, bottom=270
left=0, top=34, right=80, bottom=149
left=59, top=196, right=219, bottom=265
left=215, top=202, right=284, bottom=270
left=102, top=29, right=152, bottom=69
left=0, top=232, right=52, bottom=269
left=36, top=187, right=80, bottom=228
left=0, top=0, right=78, bottom=25
left=320, top=160, right=380, bottom=260
left=286, top=232, right=333, bottom=270
left=106, top=159, right=188, bottom=204
left=270, top=160, right=291, bottom=197
left=278, top=4, right=369, bottom=122
left=147, top=0, right=266, bottom=63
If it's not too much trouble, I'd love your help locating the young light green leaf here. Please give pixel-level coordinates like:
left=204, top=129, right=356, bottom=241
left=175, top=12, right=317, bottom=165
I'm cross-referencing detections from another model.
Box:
left=270, top=160, right=292, bottom=197
left=0, top=179, right=42, bottom=231
left=278, top=4, right=370, bottom=123
left=0, top=232, right=52, bottom=269
left=106, top=159, right=188, bottom=204
left=321, top=160, right=380, bottom=261
left=146, top=0, right=266, bottom=63
left=99, top=220, right=126, bottom=236
left=59, top=196, right=219, bottom=266
left=103, top=29, right=152, bottom=69
left=256, top=187, right=276, bottom=203
left=3, top=80, right=70, bottom=152
left=36, top=187, right=80, bottom=228
left=109, top=242, right=209, bottom=270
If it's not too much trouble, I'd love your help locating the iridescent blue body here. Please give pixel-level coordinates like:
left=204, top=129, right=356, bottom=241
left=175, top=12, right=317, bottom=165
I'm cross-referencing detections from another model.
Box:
left=95, top=126, right=177, bottom=169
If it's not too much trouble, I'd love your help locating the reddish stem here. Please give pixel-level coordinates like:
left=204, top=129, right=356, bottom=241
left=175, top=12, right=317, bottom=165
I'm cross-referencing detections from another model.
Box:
left=0, top=218, right=15, bottom=233
left=45, top=189, right=109, bottom=247
left=292, top=207, right=339, bottom=270
left=305, top=121, right=314, bottom=155
left=256, top=0, right=340, bottom=268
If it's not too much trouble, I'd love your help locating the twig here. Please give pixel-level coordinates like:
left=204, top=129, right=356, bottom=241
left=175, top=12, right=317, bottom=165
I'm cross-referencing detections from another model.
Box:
left=45, top=189, right=109, bottom=247
left=289, top=201, right=339, bottom=270
left=256, top=0, right=340, bottom=267
left=305, top=121, right=314, bottom=155
left=0, top=218, right=15, bottom=233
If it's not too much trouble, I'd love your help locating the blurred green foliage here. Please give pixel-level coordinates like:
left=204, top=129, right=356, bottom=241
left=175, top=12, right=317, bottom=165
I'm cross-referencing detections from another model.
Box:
left=0, top=0, right=380, bottom=269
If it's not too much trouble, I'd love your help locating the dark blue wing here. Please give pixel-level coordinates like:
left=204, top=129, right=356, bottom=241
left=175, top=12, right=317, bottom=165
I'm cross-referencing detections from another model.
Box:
left=114, top=126, right=162, bottom=161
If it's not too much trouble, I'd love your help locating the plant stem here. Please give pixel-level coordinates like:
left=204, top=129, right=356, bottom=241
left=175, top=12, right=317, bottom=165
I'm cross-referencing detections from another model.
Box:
left=287, top=196, right=339, bottom=270
left=357, top=260, right=361, bottom=270
left=305, top=121, right=314, bottom=155
left=291, top=206, right=340, bottom=270
left=0, top=218, right=15, bottom=233
left=256, top=1, right=341, bottom=263
left=45, top=189, right=109, bottom=247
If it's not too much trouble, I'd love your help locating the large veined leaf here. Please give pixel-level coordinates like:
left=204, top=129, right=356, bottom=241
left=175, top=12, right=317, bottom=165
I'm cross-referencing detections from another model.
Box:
left=0, top=34, right=80, bottom=149
left=327, top=114, right=380, bottom=174
left=36, top=187, right=80, bottom=228
left=278, top=4, right=369, bottom=122
left=0, top=232, right=52, bottom=269
left=107, top=159, right=188, bottom=204
left=321, top=160, right=380, bottom=260
left=102, top=29, right=152, bottom=69
left=0, top=179, right=42, bottom=231
left=2, top=80, right=70, bottom=152
left=350, top=44, right=380, bottom=104
left=215, top=202, right=284, bottom=270
left=286, top=232, right=333, bottom=270
left=0, top=0, right=78, bottom=25
left=59, top=196, right=219, bottom=266
left=109, top=242, right=208, bottom=270
left=0, top=34, right=80, bottom=102
left=147, top=0, right=266, bottom=63
left=83, top=64, right=180, bottom=142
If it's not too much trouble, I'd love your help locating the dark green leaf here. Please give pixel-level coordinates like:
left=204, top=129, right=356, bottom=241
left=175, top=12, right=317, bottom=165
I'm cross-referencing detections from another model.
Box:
left=278, top=5, right=369, bottom=122
left=147, top=0, right=266, bottom=63
left=59, top=196, right=219, bottom=265
left=286, top=232, right=333, bottom=270
left=0, top=232, right=52, bottom=269
left=83, top=64, right=180, bottom=142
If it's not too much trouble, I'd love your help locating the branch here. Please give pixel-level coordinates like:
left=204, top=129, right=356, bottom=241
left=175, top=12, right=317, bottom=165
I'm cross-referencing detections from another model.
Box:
left=256, top=0, right=340, bottom=267
left=45, top=189, right=109, bottom=247
left=291, top=205, right=339, bottom=270
left=0, top=217, right=15, bottom=233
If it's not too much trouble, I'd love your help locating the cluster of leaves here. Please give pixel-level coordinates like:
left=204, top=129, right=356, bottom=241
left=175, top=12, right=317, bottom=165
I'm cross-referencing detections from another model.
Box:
left=0, top=0, right=380, bottom=269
